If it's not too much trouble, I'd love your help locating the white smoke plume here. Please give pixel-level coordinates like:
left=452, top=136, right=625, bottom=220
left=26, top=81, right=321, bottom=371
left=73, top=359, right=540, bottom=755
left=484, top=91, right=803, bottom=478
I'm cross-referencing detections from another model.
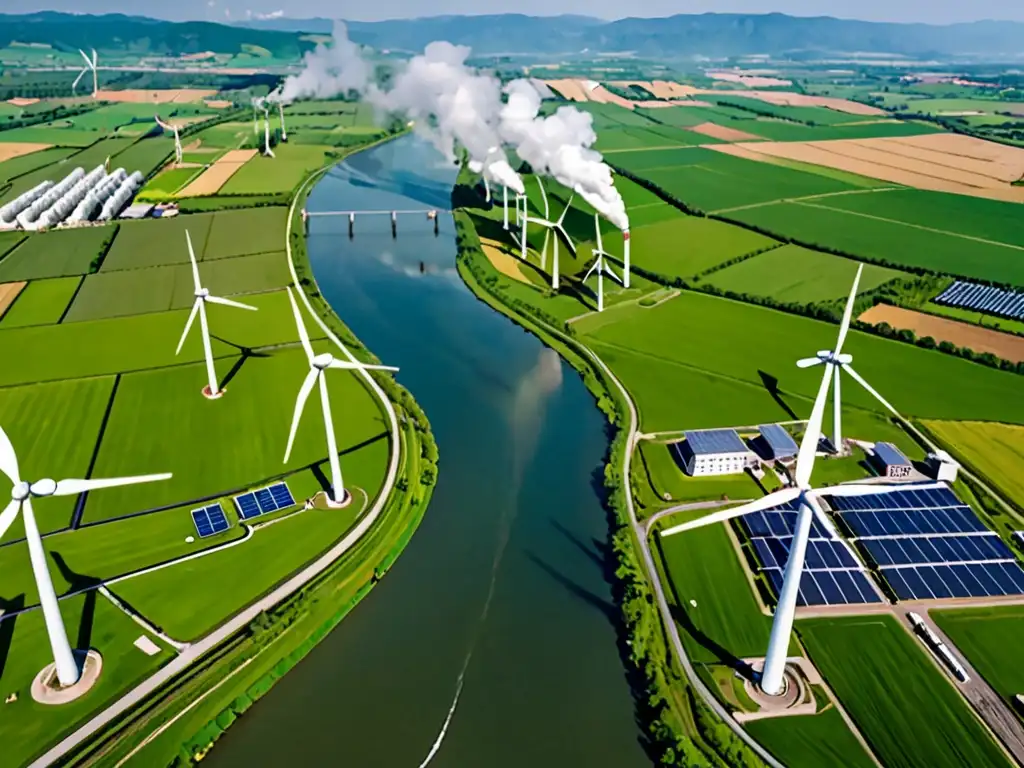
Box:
left=278, top=21, right=372, bottom=102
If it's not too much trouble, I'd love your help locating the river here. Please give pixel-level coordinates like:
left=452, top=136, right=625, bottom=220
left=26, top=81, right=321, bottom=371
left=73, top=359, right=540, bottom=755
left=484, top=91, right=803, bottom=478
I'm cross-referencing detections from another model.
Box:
left=205, top=136, right=649, bottom=768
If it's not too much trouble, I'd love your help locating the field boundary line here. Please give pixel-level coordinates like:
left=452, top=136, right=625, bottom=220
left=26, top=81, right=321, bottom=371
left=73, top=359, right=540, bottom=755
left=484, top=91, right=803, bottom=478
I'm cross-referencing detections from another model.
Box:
left=792, top=200, right=1024, bottom=252
left=99, top=586, right=189, bottom=652
left=71, top=374, right=122, bottom=529
left=711, top=186, right=901, bottom=215
left=57, top=275, right=86, bottom=324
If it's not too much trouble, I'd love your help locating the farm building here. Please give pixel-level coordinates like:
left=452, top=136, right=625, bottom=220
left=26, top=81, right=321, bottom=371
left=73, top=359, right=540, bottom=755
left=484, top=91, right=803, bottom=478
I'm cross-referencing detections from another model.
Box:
left=675, top=429, right=757, bottom=477
left=755, top=423, right=799, bottom=461
left=870, top=442, right=913, bottom=479
left=926, top=450, right=960, bottom=483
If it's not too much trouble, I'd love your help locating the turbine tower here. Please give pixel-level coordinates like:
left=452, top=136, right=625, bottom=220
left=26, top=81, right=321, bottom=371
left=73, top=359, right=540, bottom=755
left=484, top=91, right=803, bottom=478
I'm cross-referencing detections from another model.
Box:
left=660, top=274, right=936, bottom=696
left=261, top=104, right=275, bottom=158
left=277, top=100, right=288, bottom=142
left=154, top=115, right=183, bottom=165
left=282, top=288, right=399, bottom=506
left=583, top=215, right=622, bottom=313
left=72, top=49, right=98, bottom=98
left=522, top=179, right=576, bottom=290
left=251, top=99, right=260, bottom=139
left=0, top=425, right=170, bottom=687
left=175, top=231, right=258, bottom=398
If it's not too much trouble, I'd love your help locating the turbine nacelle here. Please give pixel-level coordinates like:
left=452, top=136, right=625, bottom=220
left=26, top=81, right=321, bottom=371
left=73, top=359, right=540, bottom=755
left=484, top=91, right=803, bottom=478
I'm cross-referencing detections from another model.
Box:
left=29, top=478, right=58, bottom=497
left=11, top=482, right=30, bottom=502
left=195, top=287, right=210, bottom=299
left=798, top=350, right=854, bottom=368
left=312, top=352, right=335, bottom=370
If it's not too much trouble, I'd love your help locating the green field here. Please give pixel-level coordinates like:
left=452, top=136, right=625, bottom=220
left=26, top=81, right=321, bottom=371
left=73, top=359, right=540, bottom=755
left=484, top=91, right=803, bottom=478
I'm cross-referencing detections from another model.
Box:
left=932, top=605, right=1024, bottom=707
left=636, top=440, right=758, bottom=504
left=921, top=420, right=1024, bottom=509
left=744, top=708, right=877, bottom=768
left=584, top=291, right=1024, bottom=427
left=0, top=232, right=26, bottom=260
left=0, top=147, right=77, bottom=185
left=204, top=207, right=289, bottom=259
left=191, top=121, right=255, bottom=150
left=627, top=215, right=777, bottom=279
left=738, top=117, right=942, bottom=142
left=0, top=276, right=80, bottom=327
left=657, top=521, right=774, bottom=664
left=0, top=226, right=116, bottom=281
left=109, top=135, right=175, bottom=177
left=798, top=615, right=1008, bottom=768
left=0, top=137, right=136, bottom=204
left=138, top=166, right=199, bottom=197
left=704, top=246, right=904, bottom=302
left=0, top=126, right=101, bottom=147
left=595, top=123, right=712, bottom=152
left=0, top=376, right=115, bottom=534
left=219, top=144, right=333, bottom=195
left=728, top=198, right=1024, bottom=284
left=65, top=251, right=290, bottom=322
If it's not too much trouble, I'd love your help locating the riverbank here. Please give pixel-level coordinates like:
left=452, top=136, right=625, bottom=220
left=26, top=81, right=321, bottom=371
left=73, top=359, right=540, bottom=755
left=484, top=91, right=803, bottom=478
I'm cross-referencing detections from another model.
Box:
left=453, top=208, right=769, bottom=767
left=56, top=139, right=437, bottom=768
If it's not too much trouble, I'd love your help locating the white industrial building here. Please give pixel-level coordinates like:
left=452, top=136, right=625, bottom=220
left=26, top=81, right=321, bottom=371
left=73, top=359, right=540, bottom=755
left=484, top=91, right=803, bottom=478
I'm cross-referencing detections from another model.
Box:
left=755, top=423, right=799, bottom=461
left=675, top=429, right=757, bottom=477
left=926, top=450, right=960, bottom=483
left=870, top=442, right=914, bottom=479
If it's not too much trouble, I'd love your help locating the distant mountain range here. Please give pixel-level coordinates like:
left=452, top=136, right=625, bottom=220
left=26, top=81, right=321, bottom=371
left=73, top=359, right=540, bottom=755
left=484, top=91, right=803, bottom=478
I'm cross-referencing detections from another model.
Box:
left=3, top=11, right=1024, bottom=60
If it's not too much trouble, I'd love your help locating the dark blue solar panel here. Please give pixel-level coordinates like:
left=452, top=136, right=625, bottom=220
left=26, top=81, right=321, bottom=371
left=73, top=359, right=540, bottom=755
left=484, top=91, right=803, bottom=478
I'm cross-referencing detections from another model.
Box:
left=207, top=504, right=229, bottom=533
left=235, top=493, right=262, bottom=520
left=254, top=488, right=276, bottom=513
left=269, top=482, right=295, bottom=508
left=744, top=512, right=772, bottom=537
left=234, top=482, right=295, bottom=521
left=800, top=572, right=826, bottom=605
left=191, top=505, right=228, bottom=538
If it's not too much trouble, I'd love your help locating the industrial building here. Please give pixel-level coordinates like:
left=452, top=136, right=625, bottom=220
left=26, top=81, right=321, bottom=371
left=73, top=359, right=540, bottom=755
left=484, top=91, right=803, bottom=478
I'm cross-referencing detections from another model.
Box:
left=754, top=423, right=799, bottom=461
left=870, top=442, right=913, bottom=479
left=675, top=429, right=756, bottom=477
left=926, top=450, right=960, bottom=483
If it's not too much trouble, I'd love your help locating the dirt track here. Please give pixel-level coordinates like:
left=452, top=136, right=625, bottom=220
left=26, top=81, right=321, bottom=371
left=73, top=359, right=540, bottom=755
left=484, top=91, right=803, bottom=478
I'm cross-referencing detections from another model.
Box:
left=177, top=148, right=257, bottom=197
left=859, top=304, right=1024, bottom=362
left=0, top=281, right=26, bottom=318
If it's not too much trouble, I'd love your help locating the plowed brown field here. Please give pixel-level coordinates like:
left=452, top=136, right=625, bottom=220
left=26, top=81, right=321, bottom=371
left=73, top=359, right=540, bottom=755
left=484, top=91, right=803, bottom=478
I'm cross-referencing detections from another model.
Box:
left=688, top=122, right=762, bottom=142
left=177, top=149, right=257, bottom=196
left=859, top=305, right=1024, bottom=362
left=94, top=89, right=219, bottom=104
left=0, top=281, right=26, bottom=317
left=0, top=143, right=50, bottom=162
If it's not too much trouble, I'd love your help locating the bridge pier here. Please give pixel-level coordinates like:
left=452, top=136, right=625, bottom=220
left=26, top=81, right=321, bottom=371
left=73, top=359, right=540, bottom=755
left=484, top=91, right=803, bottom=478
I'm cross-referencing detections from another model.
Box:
left=348, top=211, right=355, bottom=239
left=391, top=211, right=397, bottom=238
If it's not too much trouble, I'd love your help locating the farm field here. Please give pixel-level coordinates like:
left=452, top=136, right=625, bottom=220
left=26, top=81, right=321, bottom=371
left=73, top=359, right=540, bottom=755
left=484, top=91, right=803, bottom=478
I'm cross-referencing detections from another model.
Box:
left=932, top=605, right=1024, bottom=707
left=0, top=276, right=80, bottom=327
left=188, top=121, right=255, bottom=149
left=204, top=206, right=289, bottom=259
left=926, top=302, right=1024, bottom=336
left=0, top=226, right=116, bottom=281
left=219, top=144, right=334, bottom=195
left=108, top=135, right=176, bottom=177
left=0, top=137, right=135, bottom=203
left=735, top=118, right=942, bottom=143
left=727, top=200, right=1024, bottom=285
left=744, top=708, right=877, bottom=768
left=859, top=305, right=1024, bottom=363
left=177, top=148, right=259, bottom=196
left=657, top=520, right=775, bottom=665
left=138, top=166, right=201, bottom=198
left=65, top=251, right=291, bottom=322
left=0, top=126, right=99, bottom=147
left=920, top=420, right=1024, bottom=510
left=798, top=615, right=1009, bottom=768
left=583, top=291, right=1024, bottom=426
left=704, top=246, right=903, bottom=303
left=0, top=146, right=76, bottom=184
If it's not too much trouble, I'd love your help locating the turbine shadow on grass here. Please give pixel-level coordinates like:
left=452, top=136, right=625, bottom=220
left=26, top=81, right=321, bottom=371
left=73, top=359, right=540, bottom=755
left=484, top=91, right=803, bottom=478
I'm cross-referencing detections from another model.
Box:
left=0, top=594, right=25, bottom=679
left=214, top=346, right=272, bottom=391
left=306, top=431, right=390, bottom=495
left=757, top=370, right=799, bottom=421
left=50, top=552, right=99, bottom=652
left=667, top=602, right=756, bottom=679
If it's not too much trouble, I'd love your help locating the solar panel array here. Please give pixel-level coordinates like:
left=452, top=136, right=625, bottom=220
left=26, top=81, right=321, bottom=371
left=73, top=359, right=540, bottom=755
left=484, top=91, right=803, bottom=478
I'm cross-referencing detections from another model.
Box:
left=741, top=497, right=883, bottom=606
left=685, top=428, right=748, bottom=455
left=935, top=280, right=1024, bottom=321
left=234, top=482, right=296, bottom=521
left=191, top=504, right=230, bottom=538
left=829, top=486, right=1024, bottom=601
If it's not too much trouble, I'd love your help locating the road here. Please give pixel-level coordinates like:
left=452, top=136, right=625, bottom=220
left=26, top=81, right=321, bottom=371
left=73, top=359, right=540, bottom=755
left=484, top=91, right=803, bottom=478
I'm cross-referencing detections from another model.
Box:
left=29, top=166, right=403, bottom=768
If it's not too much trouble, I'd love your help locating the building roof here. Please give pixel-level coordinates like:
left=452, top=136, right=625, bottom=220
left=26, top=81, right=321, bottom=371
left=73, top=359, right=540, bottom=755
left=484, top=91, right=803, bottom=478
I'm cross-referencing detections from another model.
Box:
left=927, top=449, right=959, bottom=466
left=120, top=202, right=154, bottom=219
left=758, top=424, right=798, bottom=458
left=685, top=429, right=748, bottom=456
left=873, top=441, right=911, bottom=467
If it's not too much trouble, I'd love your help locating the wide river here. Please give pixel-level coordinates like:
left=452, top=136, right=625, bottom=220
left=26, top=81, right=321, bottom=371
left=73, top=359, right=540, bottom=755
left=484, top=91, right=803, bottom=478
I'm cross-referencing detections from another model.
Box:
left=206, top=136, right=649, bottom=767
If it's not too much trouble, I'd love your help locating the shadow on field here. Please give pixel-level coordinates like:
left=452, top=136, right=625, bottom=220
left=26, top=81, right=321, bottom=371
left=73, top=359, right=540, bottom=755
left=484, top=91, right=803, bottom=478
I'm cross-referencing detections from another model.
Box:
left=50, top=552, right=100, bottom=652
left=668, top=602, right=754, bottom=677
left=525, top=550, right=618, bottom=624
left=215, top=346, right=272, bottom=391
left=0, top=594, right=25, bottom=679
left=758, top=370, right=799, bottom=421
left=309, top=430, right=390, bottom=496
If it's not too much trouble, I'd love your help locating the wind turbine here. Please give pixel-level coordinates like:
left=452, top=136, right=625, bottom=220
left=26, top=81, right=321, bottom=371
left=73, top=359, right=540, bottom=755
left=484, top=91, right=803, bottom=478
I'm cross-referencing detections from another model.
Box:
left=660, top=274, right=941, bottom=696
left=175, top=230, right=258, bottom=399
left=277, top=100, right=288, bottom=142
left=522, top=178, right=577, bottom=290
left=154, top=115, right=183, bottom=165
left=261, top=103, right=275, bottom=158
left=251, top=99, right=260, bottom=139
left=582, top=215, right=622, bottom=313
left=0, top=425, right=170, bottom=688
left=72, top=49, right=98, bottom=98
left=282, top=288, right=399, bottom=506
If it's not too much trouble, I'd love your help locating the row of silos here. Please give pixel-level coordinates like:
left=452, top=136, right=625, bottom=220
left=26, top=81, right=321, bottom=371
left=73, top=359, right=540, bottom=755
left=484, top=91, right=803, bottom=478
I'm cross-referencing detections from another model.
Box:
left=33, top=165, right=107, bottom=230
left=98, top=171, right=144, bottom=221
left=5, top=164, right=146, bottom=231
left=68, top=168, right=128, bottom=223
left=0, top=181, right=54, bottom=225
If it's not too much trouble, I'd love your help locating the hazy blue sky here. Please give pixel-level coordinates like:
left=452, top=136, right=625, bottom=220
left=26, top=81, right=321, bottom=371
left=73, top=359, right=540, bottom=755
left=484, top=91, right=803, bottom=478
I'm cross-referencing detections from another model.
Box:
left=42, top=1, right=1024, bottom=24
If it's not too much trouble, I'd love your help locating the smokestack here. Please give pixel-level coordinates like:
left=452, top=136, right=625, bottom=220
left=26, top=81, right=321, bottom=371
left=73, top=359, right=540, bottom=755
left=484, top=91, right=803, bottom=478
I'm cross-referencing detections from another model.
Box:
left=278, top=101, right=287, bottom=141
left=623, top=230, right=631, bottom=288
left=502, top=186, right=509, bottom=230
left=520, top=196, right=527, bottom=261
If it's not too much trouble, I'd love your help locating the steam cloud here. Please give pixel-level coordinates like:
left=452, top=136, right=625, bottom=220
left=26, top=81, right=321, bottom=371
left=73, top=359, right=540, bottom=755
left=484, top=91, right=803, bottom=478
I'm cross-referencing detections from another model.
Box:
left=280, top=23, right=627, bottom=229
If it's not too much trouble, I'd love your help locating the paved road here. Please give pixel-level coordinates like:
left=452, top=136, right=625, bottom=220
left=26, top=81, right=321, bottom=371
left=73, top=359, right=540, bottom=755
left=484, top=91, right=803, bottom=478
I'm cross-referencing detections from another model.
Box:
left=30, top=167, right=403, bottom=768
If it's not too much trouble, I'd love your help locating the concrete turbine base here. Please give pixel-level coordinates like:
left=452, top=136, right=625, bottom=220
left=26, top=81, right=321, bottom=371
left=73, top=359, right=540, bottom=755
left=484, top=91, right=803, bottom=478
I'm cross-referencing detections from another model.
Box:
left=734, top=656, right=819, bottom=721
left=202, top=385, right=225, bottom=400
left=313, top=489, right=353, bottom=510
left=31, top=650, right=103, bottom=705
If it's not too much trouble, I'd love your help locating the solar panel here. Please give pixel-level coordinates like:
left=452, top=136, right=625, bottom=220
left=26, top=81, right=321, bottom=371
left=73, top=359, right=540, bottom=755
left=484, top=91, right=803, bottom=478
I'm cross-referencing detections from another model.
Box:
left=759, top=424, right=798, bottom=458
left=934, top=280, right=1024, bottom=322
left=233, top=481, right=296, bottom=521
left=191, top=503, right=230, bottom=538
left=684, top=428, right=748, bottom=455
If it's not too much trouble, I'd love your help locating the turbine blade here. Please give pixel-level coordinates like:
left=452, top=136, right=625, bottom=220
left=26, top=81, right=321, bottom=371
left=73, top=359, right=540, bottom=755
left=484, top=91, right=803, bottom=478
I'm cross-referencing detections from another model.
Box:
left=284, top=369, right=318, bottom=462
left=72, top=68, right=87, bottom=91
left=327, top=360, right=399, bottom=373
left=53, top=473, right=172, bottom=497
left=796, top=357, right=824, bottom=369
left=541, top=228, right=550, bottom=269
left=595, top=214, right=604, bottom=253
left=185, top=230, right=201, bottom=292
left=556, top=193, right=575, bottom=226
left=175, top=299, right=201, bottom=356
left=0, top=498, right=20, bottom=541
left=206, top=295, right=258, bottom=312
left=0, top=424, right=20, bottom=484
left=537, top=178, right=549, bottom=219
left=91, top=48, right=98, bottom=68
left=661, top=487, right=801, bottom=537
left=286, top=287, right=315, bottom=362
left=795, top=363, right=836, bottom=488
left=79, top=49, right=92, bottom=67
left=555, top=225, right=577, bottom=255
left=842, top=364, right=900, bottom=417
left=583, top=259, right=600, bottom=282
left=814, top=481, right=946, bottom=499
left=834, top=264, right=863, bottom=356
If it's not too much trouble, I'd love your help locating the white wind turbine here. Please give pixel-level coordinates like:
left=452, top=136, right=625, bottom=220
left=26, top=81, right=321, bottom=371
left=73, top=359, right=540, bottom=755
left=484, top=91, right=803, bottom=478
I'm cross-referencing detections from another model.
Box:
left=251, top=99, right=260, bottom=139
left=277, top=100, right=288, bottom=142
left=0, top=425, right=170, bottom=688
left=283, top=287, right=399, bottom=506
left=582, top=214, right=622, bottom=313
left=660, top=273, right=942, bottom=696
left=72, top=48, right=98, bottom=98
left=522, top=179, right=576, bottom=290
left=261, top=103, right=275, bottom=158
left=154, top=115, right=183, bottom=165
left=175, top=231, right=258, bottom=399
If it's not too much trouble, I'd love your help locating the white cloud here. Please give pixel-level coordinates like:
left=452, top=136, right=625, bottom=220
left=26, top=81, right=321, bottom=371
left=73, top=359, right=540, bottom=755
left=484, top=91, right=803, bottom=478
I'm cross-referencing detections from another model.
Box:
left=255, top=9, right=285, bottom=19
